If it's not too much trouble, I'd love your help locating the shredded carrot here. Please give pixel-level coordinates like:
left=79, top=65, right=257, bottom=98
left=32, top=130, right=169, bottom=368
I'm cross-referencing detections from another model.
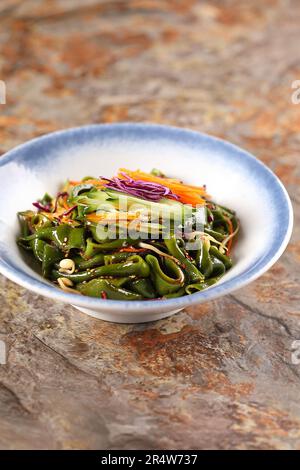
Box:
left=118, top=168, right=209, bottom=206
left=118, top=168, right=207, bottom=193
left=61, top=194, right=71, bottom=211
left=119, top=246, right=148, bottom=253
left=39, top=210, right=78, bottom=226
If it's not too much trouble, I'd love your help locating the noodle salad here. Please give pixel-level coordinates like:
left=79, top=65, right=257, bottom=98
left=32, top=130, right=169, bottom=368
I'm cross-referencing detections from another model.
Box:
left=17, top=169, right=239, bottom=300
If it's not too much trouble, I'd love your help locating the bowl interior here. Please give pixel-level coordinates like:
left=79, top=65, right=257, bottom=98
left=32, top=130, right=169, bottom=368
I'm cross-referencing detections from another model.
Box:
left=0, top=124, right=292, bottom=310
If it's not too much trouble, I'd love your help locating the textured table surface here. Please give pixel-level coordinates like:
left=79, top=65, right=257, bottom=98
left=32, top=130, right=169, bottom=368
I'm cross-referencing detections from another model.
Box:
left=0, top=0, right=300, bottom=450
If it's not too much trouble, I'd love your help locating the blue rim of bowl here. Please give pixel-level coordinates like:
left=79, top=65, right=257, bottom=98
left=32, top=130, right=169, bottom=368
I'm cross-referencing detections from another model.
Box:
left=0, top=123, right=294, bottom=312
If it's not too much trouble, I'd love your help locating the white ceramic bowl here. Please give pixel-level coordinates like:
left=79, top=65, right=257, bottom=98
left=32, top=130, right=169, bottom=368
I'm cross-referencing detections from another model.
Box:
left=0, top=124, right=293, bottom=323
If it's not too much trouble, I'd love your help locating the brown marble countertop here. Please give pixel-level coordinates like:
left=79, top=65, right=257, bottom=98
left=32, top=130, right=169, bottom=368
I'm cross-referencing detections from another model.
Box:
left=0, top=0, right=300, bottom=450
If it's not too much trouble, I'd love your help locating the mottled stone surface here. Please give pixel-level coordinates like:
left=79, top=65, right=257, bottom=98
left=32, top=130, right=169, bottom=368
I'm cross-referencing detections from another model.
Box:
left=0, top=0, right=300, bottom=450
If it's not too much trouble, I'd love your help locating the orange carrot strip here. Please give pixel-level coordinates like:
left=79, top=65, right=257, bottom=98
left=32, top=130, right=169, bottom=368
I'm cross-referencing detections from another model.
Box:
left=61, top=195, right=71, bottom=211
left=118, top=169, right=208, bottom=194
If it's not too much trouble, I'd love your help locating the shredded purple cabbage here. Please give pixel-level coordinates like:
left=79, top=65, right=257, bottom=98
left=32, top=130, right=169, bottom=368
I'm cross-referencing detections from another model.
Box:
left=53, top=191, right=68, bottom=213
left=101, top=172, right=179, bottom=202
left=61, top=205, right=77, bottom=217
left=33, top=191, right=69, bottom=213
left=32, top=201, right=51, bottom=212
